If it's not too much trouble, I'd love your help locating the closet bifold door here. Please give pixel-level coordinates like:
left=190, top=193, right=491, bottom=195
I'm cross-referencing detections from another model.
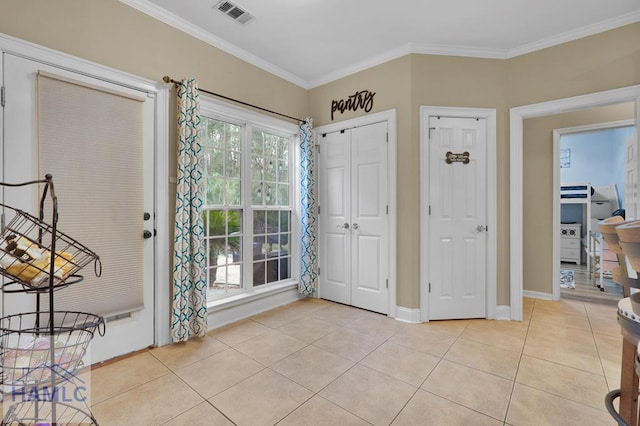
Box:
left=319, top=122, right=389, bottom=315
left=319, top=130, right=352, bottom=305
left=349, top=123, right=389, bottom=314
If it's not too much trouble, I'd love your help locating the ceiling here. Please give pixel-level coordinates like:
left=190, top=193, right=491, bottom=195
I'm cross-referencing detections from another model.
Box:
left=123, top=0, right=640, bottom=89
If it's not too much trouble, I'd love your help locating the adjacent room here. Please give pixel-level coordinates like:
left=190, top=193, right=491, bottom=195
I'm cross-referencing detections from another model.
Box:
left=559, top=125, right=634, bottom=305
left=0, top=0, right=639, bottom=424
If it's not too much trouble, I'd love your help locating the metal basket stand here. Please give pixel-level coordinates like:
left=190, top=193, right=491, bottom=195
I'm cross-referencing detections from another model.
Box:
left=0, top=175, right=103, bottom=426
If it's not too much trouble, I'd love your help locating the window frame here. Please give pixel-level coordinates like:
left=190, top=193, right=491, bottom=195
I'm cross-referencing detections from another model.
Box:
left=200, top=96, right=300, bottom=301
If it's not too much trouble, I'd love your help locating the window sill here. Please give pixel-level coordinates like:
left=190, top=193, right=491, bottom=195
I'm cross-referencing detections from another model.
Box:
left=207, top=280, right=300, bottom=313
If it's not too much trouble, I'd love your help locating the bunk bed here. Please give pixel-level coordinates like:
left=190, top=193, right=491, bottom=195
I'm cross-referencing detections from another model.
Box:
left=560, top=182, right=619, bottom=287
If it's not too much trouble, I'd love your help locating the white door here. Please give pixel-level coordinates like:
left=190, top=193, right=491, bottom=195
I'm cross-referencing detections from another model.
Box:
left=1, top=53, right=155, bottom=363
left=428, top=116, right=487, bottom=320
left=626, top=129, right=638, bottom=220
left=319, top=121, right=389, bottom=314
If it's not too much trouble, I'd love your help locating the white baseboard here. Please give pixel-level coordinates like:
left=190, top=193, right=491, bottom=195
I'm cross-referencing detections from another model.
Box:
left=523, top=290, right=553, bottom=300
left=494, top=305, right=511, bottom=320
left=207, top=282, right=302, bottom=331
left=395, top=306, right=421, bottom=323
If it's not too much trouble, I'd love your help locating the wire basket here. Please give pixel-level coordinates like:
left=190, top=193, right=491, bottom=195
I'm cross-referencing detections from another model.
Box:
left=0, top=206, right=100, bottom=293
left=2, top=400, right=98, bottom=425
left=0, top=311, right=105, bottom=389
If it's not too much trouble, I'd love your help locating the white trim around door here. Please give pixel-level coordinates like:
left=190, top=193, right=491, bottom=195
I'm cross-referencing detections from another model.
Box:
left=420, top=106, right=498, bottom=322
left=0, top=32, right=171, bottom=347
left=510, top=85, right=640, bottom=321
left=314, top=109, right=398, bottom=318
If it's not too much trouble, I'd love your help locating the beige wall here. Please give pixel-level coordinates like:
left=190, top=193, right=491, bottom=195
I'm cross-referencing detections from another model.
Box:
left=523, top=103, right=635, bottom=294
left=0, top=0, right=308, bottom=119
left=310, top=22, right=640, bottom=309
left=310, top=55, right=508, bottom=308
left=309, top=57, right=415, bottom=305
left=410, top=55, right=509, bottom=306
left=2, top=1, right=639, bottom=311
left=506, top=23, right=640, bottom=107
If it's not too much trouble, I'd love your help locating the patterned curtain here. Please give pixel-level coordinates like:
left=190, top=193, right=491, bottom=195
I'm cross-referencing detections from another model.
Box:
left=299, top=118, right=318, bottom=295
left=171, top=78, right=207, bottom=342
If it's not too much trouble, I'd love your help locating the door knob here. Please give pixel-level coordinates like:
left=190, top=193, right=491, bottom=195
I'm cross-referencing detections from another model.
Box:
left=352, top=223, right=360, bottom=230
left=143, top=230, right=153, bottom=239
left=476, top=225, right=487, bottom=232
left=337, top=223, right=350, bottom=229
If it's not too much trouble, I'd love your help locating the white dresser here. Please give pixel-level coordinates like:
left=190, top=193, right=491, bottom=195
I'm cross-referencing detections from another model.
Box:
left=561, top=223, right=581, bottom=264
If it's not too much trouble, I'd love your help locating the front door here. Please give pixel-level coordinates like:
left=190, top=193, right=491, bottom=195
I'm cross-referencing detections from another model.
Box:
left=1, top=52, right=156, bottom=363
left=319, top=121, right=389, bottom=314
left=428, top=116, right=487, bottom=320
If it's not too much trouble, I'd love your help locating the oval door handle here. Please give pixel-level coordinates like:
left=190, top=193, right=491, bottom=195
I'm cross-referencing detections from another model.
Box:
left=143, top=230, right=153, bottom=239
left=337, top=223, right=350, bottom=229
left=352, top=223, right=360, bottom=230
left=476, top=225, right=487, bottom=232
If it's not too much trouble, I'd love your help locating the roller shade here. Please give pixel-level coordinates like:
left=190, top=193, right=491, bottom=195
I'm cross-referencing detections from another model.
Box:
left=37, top=71, right=145, bottom=316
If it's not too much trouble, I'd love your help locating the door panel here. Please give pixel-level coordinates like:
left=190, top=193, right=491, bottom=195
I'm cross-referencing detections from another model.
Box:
left=2, top=53, right=155, bottom=363
left=350, top=122, right=388, bottom=313
left=319, top=130, right=351, bottom=305
left=319, top=121, right=388, bottom=314
left=354, top=235, right=381, bottom=291
left=428, top=116, right=487, bottom=320
left=325, top=233, right=348, bottom=295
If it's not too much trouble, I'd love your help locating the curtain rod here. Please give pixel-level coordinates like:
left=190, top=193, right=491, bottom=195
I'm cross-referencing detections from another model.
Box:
left=162, top=76, right=306, bottom=124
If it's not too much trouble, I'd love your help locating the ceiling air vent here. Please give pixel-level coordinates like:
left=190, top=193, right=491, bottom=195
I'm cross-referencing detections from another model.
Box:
left=214, top=0, right=254, bottom=25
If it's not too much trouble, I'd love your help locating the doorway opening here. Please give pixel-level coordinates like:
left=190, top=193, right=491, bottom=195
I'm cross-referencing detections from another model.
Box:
left=510, top=85, right=640, bottom=321
left=554, top=118, right=635, bottom=306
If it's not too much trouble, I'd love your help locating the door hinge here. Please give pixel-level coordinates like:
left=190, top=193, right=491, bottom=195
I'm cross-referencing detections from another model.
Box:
left=386, top=132, right=388, bottom=143
left=316, top=144, right=320, bottom=153
left=317, top=205, right=321, bottom=214
left=0, top=212, right=5, bottom=231
left=317, top=267, right=320, bottom=276
left=386, top=279, right=389, bottom=288
left=429, top=282, right=431, bottom=293
left=386, top=205, right=389, bottom=215
left=429, top=205, right=431, bottom=215
left=1, top=87, right=5, bottom=107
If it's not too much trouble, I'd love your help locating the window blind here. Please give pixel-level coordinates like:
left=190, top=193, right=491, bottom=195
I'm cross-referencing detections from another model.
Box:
left=37, top=71, right=146, bottom=316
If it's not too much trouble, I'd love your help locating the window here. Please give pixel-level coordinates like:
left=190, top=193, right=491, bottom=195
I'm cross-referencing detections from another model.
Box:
left=201, top=104, right=297, bottom=300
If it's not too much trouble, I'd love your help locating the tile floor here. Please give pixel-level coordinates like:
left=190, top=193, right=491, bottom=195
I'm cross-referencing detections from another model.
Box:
left=84, top=297, right=625, bottom=425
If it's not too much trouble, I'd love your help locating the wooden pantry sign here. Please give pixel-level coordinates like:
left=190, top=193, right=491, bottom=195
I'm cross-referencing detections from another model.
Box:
left=331, top=89, right=375, bottom=120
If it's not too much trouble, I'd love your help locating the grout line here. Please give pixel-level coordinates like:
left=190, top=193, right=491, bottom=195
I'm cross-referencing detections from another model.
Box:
left=96, top=297, right=623, bottom=424
left=502, top=297, right=534, bottom=424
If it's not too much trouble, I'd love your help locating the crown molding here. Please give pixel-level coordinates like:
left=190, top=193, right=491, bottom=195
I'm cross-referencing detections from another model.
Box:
left=506, top=9, right=640, bottom=58
left=410, top=43, right=507, bottom=60
left=119, top=0, right=310, bottom=89
left=121, top=0, right=640, bottom=89
left=307, top=44, right=413, bottom=89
